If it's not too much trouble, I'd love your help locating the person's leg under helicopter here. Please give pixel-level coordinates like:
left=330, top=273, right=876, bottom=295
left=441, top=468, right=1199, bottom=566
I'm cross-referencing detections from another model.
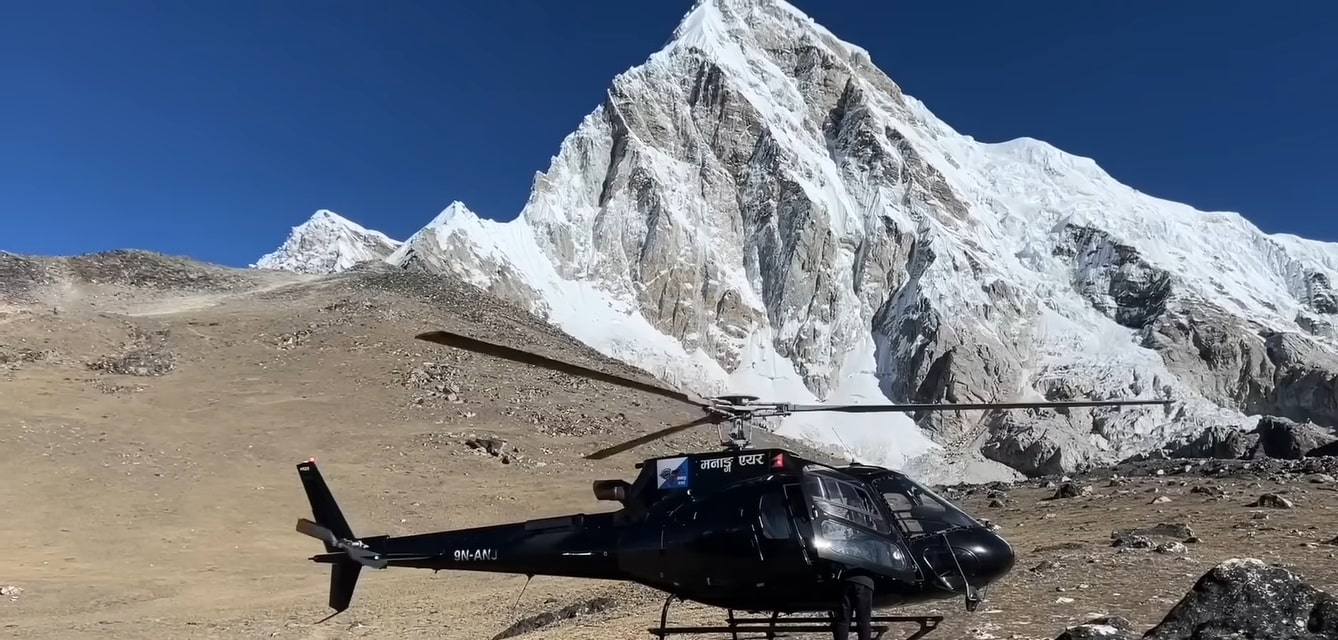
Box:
left=831, top=602, right=850, bottom=640
left=832, top=573, right=875, bottom=640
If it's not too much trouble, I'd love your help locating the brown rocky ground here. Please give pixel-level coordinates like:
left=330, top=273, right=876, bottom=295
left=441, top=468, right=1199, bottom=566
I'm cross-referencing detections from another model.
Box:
left=2, top=250, right=1336, bottom=640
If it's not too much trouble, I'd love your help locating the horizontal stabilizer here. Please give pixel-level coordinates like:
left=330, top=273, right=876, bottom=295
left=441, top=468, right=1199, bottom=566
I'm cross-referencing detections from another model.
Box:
left=296, top=518, right=389, bottom=569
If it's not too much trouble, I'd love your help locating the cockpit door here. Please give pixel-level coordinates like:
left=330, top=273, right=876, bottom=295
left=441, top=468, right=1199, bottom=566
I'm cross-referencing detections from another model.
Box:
left=797, top=466, right=917, bottom=583
left=753, top=485, right=811, bottom=577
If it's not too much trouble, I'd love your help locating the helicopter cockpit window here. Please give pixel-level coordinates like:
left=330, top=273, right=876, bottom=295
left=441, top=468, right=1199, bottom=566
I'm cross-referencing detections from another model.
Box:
left=872, top=473, right=981, bottom=537
left=799, top=468, right=892, bottom=535
left=798, top=466, right=912, bottom=576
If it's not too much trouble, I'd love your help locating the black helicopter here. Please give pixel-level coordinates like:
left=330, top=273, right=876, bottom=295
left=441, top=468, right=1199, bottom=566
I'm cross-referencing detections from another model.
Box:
left=294, top=329, right=1171, bottom=638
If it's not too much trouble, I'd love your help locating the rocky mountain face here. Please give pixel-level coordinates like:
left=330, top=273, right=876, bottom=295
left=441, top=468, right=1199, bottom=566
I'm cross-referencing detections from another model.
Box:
left=251, top=0, right=1338, bottom=482
left=252, top=209, right=401, bottom=275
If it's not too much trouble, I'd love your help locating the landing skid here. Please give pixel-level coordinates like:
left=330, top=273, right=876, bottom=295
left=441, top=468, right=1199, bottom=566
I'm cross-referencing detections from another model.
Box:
left=648, top=595, right=943, bottom=639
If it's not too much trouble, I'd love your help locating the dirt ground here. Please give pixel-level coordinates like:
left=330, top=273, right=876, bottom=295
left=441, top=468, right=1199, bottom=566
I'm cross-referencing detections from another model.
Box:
left=2, top=251, right=1335, bottom=640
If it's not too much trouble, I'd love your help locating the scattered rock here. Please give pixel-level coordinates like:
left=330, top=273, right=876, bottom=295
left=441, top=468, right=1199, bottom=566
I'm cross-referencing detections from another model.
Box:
left=1033, top=542, right=1085, bottom=553
left=1087, top=616, right=1136, bottom=631
left=1115, top=522, right=1195, bottom=539
left=1055, top=615, right=1138, bottom=640
left=274, top=328, right=313, bottom=350
left=64, top=249, right=249, bottom=291
left=1029, top=559, right=1060, bottom=573
left=403, top=362, right=465, bottom=405
left=1154, top=541, right=1187, bottom=554
left=95, top=379, right=146, bottom=394
left=86, top=349, right=177, bottom=376
left=464, top=437, right=522, bottom=464
left=85, top=325, right=177, bottom=377
left=1111, top=533, right=1155, bottom=549
left=0, top=347, right=56, bottom=369
left=1250, top=493, right=1295, bottom=509
left=1099, top=455, right=1338, bottom=482
left=0, top=252, right=54, bottom=304
left=1051, top=482, right=1092, bottom=499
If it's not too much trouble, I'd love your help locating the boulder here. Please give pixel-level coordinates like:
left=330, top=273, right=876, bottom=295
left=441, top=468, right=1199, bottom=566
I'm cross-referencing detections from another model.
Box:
left=1142, top=558, right=1338, bottom=640
left=1056, top=624, right=1137, bottom=640
left=1055, top=616, right=1138, bottom=640
left=1251, top=415, right=1337, bottom=459
left=1164, top=424, right=1258, bottom=460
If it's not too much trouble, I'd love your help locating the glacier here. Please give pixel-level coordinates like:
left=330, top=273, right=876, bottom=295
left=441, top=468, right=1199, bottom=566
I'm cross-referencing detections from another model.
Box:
left=251, top=0, right=1338, bottom=484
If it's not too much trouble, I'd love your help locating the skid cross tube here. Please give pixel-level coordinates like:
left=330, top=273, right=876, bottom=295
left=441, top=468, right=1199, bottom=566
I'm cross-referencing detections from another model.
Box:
left=649, top=595, right=943, bottom=639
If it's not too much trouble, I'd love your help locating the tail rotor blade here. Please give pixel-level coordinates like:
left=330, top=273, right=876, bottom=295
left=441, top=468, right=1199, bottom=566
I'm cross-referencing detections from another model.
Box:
left=297, top=518, right=337, bottom=545
left=415, top=330, right=708, bottom=409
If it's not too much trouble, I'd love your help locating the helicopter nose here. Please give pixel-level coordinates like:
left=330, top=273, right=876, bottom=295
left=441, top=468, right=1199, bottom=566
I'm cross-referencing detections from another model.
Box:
left=969, top=528, right=1016, bottom=586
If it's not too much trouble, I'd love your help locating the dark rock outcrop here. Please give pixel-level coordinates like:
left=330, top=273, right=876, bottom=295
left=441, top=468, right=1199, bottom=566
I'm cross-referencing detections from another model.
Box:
left=1307, top=440, right=1338, bottom=457
left=1054, top=558, right=1338, bottom=640
left=1143, top=558, right=1338, bottom=640
left=1164, top=424, right=1260, bottom=460
left=1133, top=415, right=1336, bottom=463
left=1139, top=299, right=1338, bottom=429
left=1057, top=224, right=1171, bottom=330
left=1253, top=415, right=1337, bottom=459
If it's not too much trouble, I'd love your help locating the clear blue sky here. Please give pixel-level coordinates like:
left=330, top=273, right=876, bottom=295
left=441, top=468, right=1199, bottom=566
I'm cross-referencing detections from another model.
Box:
left=3, top=0, right=1335, bottom=267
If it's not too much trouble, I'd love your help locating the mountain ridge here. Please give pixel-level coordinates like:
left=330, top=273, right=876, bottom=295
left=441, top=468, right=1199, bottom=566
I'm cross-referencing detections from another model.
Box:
left=249, top=0, right=1338, bottom=483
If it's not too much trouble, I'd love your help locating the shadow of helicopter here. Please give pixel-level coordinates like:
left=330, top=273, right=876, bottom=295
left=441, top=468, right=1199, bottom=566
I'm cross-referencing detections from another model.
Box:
left=293, top=329, right=1172, bottom=639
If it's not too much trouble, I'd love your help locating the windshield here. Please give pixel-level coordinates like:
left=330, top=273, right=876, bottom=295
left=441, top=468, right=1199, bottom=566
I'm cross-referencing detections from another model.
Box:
left=871, top=473, right=982, bottom=537
left=799, top=466, right=913, bottom=576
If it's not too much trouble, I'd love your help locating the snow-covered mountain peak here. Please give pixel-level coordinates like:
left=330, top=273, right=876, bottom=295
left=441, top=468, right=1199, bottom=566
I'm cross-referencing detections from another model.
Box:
left=252, top=209, right=401, bottom=274
left=255, top=0, right=1338, bottom=483
left=670, top=0, right=871, bottom=63
left=389, top=201, right=488, bottom=257
left=424, top=201, right=479, bottom=228
left=310, top=209, right=353, bottom=226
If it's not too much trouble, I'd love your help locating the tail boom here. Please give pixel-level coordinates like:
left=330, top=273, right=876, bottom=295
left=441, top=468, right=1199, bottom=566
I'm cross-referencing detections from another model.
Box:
left=318, top=516, right=624, bottom=579
left=294, top=458, right=624, bottom=614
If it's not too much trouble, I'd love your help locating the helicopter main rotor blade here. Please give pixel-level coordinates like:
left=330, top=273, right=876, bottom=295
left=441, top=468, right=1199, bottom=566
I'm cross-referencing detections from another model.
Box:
left=583, top=414, right=720, bottom=460
left=415, top=330, right=709, bottom=409
left=782, top=399, right=1172, bottom=413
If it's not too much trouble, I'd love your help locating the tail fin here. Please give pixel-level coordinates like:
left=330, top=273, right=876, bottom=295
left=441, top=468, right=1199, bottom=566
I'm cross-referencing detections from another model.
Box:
left=297, top=457, right=355, bottom=549
left=295, top=458, right=374, bottom=614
